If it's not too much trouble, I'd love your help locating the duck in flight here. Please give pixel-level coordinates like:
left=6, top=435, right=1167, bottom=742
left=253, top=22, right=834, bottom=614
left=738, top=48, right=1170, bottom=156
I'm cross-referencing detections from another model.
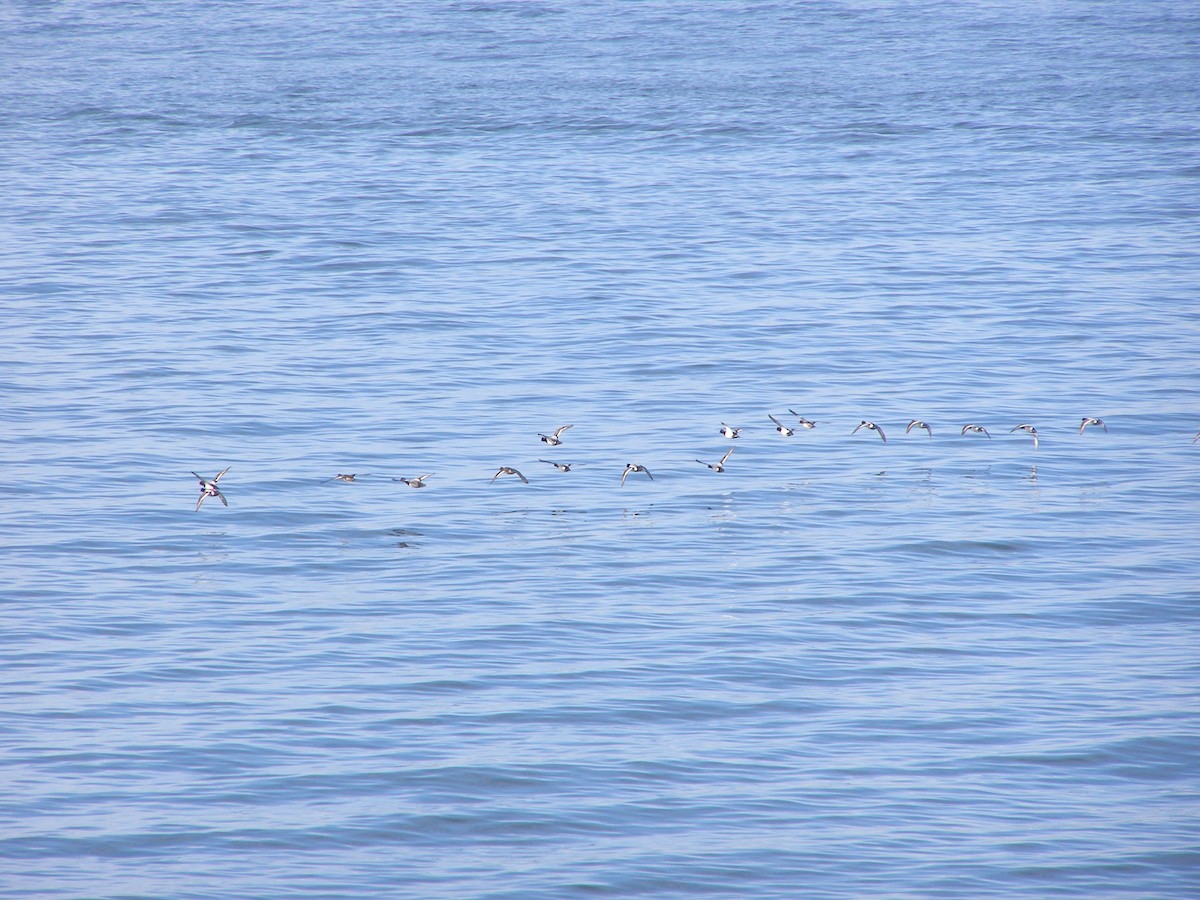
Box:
left=852, top=420, right=887, bottom=442
left=491, top=466, right=528, bottom=484
left=538, top=459, right=572, bottom=472
left=538, top=425, right=574, bottom=446
left=1080, top=417, right=1107, bottom=435
left=787, top=410, right=817, bottom=429
left=696, top=447, right=734, bottom=472
left=192, top=466, right=230, bottom=511
left=621, top=463, right=654, bottom=486
left=395, top=474, right=433, bottom=488
left=768, top=414, right=794, bottom=436
left=1010, top=424, right=1039, bottom=449
left=906, top=420, right=932, bottom=438
left=961, top=424, right=991, bottom=439
left=719, top=423, right=742, bottom=439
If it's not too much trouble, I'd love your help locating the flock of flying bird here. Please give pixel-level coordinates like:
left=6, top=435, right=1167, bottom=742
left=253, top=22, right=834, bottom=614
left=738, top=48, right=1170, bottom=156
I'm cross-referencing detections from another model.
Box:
left=190, top=413, right=1195, bottom=511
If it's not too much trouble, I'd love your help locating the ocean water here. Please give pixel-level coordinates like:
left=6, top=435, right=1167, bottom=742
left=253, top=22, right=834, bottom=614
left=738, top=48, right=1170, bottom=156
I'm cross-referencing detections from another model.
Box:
left=3, top=1, right=1199, bottom=897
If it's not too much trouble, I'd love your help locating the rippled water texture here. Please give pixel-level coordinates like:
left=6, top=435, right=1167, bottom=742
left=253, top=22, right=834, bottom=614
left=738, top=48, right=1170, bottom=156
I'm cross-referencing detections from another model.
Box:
left=3, top=1, right=1199, bottom=897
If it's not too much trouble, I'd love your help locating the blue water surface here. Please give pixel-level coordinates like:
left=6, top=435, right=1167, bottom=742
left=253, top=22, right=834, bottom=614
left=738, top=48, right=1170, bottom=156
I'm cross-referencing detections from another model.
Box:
left=2, top=1, right=1199, bottom=897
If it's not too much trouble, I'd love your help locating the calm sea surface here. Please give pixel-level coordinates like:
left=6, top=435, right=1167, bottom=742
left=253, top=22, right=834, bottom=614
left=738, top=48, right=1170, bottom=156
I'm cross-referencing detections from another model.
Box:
left=3, top=1, right=1199, bottom=897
